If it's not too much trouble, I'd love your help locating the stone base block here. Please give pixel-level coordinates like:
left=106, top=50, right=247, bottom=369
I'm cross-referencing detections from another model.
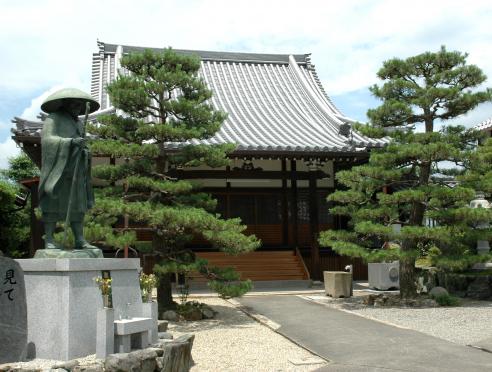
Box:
left=96, top=308, right=114, bottom=359
left=16, top=258, right=142, bottom=360
left=33, top=248, right=103, bottom=258
left=323, top=271, right=352, bottom=298
left=142, top=301, right=159, bottom=344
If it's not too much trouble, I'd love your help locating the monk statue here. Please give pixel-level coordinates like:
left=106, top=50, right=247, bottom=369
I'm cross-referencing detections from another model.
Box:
left=36, top=88, right=102, bottom=258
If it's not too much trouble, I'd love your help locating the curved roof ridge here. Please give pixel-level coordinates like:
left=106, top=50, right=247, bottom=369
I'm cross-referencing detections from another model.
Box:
left=476, top=117, right=492, bottom=131
left=99, top=41, right=309, bottom=65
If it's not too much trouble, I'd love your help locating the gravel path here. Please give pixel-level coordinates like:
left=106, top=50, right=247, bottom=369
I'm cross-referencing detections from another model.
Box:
left=169, top=297, right=327, bottom=371
left=10, top=293, right=490, bottom=371
left=6, top=297, right=326, bottom=371
left=306, top=294, right=492, bottom=346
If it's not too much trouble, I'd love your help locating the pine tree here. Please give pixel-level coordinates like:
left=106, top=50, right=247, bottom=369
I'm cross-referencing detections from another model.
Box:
left=87, top=48, right=260, bottom=310
left=460, top=137, right=492, bottom=195
left=1, top=154, right=39, bottom=182
left=319, top=46, right=492, bottom=298
left=0, top=154, right=39, bottom=257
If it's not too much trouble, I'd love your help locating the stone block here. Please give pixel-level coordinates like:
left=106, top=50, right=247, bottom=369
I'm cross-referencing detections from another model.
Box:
left=0, top=257, right=27, bottom=363
left=323, top=271, right=352, bottom=298
left=141, top=301, right=158, bottom=344
left=158, top=320, right=169, bottom=332
left=96, top=308, right=114, bottom=359
left=114, top=317, right=153, bottom=335
left=33, top=248, right=103, bottom=259
left=429, top=286, right=449, bottom=297
left=161, top=310, right=178, bottom=321
left=16, top=258, right=142, bottom=360
left=159, top=332, right=173, bottom=340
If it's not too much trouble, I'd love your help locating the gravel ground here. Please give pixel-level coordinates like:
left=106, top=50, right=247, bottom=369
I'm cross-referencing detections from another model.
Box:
left=4, top=354, right=99, bottom=370
left=5, top=297, right=327, bottom=372
left=306, top=294, right=492, bottom=346
left=169, top=297, right=328, bottom=372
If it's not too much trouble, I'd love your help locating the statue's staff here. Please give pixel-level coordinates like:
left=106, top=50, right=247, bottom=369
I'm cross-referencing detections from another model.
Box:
left=63, top=102, right=91, bottom=246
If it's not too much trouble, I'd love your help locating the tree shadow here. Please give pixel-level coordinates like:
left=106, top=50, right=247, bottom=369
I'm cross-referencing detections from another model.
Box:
left=168, top=303, right=259, bottom=333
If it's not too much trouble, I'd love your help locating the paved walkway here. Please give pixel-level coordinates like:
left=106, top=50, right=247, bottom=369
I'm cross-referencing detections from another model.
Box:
left=237, top=295, right=492, bottom=372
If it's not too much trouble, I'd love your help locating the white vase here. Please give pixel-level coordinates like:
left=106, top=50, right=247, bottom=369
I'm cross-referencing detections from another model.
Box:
left=146, top=291, right=153, bottom=302
left=102, top=294, right=111, bottom=308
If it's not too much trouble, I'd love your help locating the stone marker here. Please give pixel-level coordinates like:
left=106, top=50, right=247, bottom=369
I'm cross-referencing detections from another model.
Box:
left=0, top=257, right=27, bottom=363
left=429, top=286, right=449, bottom=297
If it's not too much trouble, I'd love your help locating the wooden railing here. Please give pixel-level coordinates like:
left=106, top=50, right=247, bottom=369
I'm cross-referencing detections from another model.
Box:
left=295, top=246, right=310, bottom=280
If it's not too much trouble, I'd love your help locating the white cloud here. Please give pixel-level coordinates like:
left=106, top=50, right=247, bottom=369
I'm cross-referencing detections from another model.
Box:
left=0, top=136, right=20, bottom=170
left=21, top=83, right=85, bottom=120
left=1, top=0, right=492, bottom=96
left=1, top=0, right=492, bottom=147
left=444, top=102, right=492, bottom=129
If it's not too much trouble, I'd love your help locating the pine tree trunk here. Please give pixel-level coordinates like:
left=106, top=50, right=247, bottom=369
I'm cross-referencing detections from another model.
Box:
left=154, top=151, right=175, bottom=312
left=399, top=252, right=417, bottom=298
left=157, top=271, right=175, bottom=312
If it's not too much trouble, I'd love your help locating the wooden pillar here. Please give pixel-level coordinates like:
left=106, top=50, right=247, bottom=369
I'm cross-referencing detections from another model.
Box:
left=30, top=181, right=43, bottom=257
left=226, top=165, right=231, bottom=218
left=281, top=159, right=289, bottom=246
left=290, top=159, right=298, bottom=247
left=308, top=161, right=320, bottom=279
left=21, top=178, right=43, bottom=257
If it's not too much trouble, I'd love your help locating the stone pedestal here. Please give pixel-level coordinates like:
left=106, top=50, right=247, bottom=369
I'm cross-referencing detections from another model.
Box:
left=33, top=248, right=103, bottom=259
left=323, top=271, right=352, bottom=298
left=96, top=308, right=114, bottom=359
left=142, top=301, right=159, bottom=344
left=16, top=258, right=142, bottom=360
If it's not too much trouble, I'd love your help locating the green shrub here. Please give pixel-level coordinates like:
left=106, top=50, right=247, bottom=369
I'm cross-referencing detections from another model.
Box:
left=208, top=279, right=252, bottom=299
left=432, top=293, right=461, bottom=306
left=0, top=180, right=31, bottom=257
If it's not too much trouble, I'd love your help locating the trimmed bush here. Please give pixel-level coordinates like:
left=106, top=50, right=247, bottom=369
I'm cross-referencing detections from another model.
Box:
left=432, top=293, right=461, bottom=306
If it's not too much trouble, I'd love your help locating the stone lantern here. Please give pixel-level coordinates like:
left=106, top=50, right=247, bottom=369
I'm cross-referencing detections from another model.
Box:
left=470, top=192, right=491, bottom=255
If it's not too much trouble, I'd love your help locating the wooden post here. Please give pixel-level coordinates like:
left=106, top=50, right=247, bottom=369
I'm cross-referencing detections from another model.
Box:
left=290, top=159, right=298, bottom=247
left=308, top=161, right=320, bottom=279
left=30, top=183, right=44, bottom=257
left=281, top=159, right=289, bottom=246
left=20, top=178, right=43, bottom=257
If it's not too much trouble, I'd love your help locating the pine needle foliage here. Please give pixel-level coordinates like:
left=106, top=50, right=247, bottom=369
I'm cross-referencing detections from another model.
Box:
left=88, top=48, right=260, bottom=309
left=319, top=47, right=492, bottom=298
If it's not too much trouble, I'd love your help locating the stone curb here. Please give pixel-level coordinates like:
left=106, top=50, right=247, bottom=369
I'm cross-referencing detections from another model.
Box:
left=299, top=295, right=415, bottom=331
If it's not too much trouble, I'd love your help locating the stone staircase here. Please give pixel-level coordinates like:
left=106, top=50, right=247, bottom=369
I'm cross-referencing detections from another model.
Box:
left=188, top=250, right=310, bottom=282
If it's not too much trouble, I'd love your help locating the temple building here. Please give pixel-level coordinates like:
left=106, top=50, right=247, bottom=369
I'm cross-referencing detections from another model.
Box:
left=12, top=41, right=385, bottom=280
left=477, top=117, right=492, bottom=139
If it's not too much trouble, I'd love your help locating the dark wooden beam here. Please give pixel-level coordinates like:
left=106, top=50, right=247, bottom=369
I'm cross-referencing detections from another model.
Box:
left=309, top=166, right=320, bottom=279
left=281, top=159, right=289, bottom=246
left=20, top=178, right=43, bottom=256
left=168, top=169, right=329, bottom=180
left=290, top=160, right=298, bottom=248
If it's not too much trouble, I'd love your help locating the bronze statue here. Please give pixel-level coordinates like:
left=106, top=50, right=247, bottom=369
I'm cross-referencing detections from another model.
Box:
left=37, top=88, right=101, bottom=257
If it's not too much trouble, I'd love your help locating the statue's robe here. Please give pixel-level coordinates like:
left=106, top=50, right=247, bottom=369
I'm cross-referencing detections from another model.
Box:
left=39, top=112, right=94, bottom=222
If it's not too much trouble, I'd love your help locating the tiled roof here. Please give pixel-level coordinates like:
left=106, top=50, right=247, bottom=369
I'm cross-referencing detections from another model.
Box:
left=92, top=41, right=385, bottom=154
left=11, top=117, right=43, bottom=137
left=476, top=117, right=492, bottom=131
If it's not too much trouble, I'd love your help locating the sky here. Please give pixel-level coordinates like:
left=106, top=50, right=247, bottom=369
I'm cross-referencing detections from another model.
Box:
left=1, top=0, right=492, bottom=168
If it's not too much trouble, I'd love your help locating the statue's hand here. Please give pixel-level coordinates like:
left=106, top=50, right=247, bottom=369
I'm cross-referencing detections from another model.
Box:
left=72, top=138, right=87, bottom=148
